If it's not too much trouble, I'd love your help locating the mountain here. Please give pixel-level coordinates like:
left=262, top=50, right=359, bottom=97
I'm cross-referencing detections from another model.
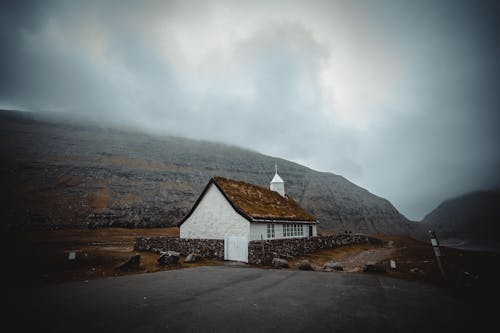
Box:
left=421, top=190, right=500, bottom=247
left=0, top=110, right=414, bottom=234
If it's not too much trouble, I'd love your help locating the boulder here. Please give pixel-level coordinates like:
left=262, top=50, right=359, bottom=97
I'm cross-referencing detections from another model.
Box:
left=272, top=258, right=289, bottom=269
left=298, top=260, right=314, bottom=271
left=158, top=251, right=180, bottom=266
left=116, top=254, right=141, bottom=271
left=323, top=262, right=343, bottom=272
left=410, top=267, right=425, bottom=276
left=363, top=261, right=385, bottom=273
left=185, top=253, right=201, bottom=263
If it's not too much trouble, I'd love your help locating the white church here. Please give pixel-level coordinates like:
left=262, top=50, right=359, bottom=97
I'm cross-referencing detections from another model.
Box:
left=179, top=167, right=318, bottom=261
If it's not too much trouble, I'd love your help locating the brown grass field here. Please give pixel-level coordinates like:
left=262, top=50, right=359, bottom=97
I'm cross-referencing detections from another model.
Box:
left=3, top=227, right=222, bottom=288
left=3, top=227, right=499, bottom=295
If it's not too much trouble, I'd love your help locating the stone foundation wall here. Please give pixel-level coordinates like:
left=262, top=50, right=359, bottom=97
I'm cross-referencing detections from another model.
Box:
left=134, top=236, right=224, bottom=260
left=248, top=234, right=382, bottom=265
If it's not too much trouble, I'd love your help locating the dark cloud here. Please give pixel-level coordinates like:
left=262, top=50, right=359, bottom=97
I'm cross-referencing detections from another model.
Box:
left=1, top=0, right=499, bottom=220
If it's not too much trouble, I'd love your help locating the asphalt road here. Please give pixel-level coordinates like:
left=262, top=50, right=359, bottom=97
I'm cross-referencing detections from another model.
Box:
left=6, top=266, right=490, bottom=332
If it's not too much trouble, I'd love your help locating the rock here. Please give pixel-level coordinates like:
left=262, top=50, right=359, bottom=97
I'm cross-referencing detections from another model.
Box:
left=185, top=253, right=201, bottom=263
left=298, top=260, right=314, bottom=271
left=410, top=267, right=425, bottom=276
left=272, top=258, right=289, bottom=268
left=363, top=261, right=385, bottom=273
left=116, top=254, right=141, bottom=271
left=323, top=262, right=343, bottom=272
left=158, top=251, right=180, bottom=266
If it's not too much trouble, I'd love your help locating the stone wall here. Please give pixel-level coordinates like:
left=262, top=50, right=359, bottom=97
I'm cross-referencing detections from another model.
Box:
left=134, top=236, right=224, bottom=260
left=134, top=234, right=382, bottom=264
left=248, top=234, right=382, bottom=265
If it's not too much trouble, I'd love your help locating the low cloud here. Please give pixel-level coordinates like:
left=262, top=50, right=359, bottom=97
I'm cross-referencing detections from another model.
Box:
left=1, top=0, right=499, bottom=220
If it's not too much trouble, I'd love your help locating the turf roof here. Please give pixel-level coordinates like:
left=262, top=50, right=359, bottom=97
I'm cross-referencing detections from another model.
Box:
left=213, top=176, right=317, bottom=222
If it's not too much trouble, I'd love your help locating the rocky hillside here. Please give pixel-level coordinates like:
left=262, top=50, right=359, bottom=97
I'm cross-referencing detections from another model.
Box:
left=0, top=110, right=414, bottom=234
left=421, top=190, right=500, bottom=243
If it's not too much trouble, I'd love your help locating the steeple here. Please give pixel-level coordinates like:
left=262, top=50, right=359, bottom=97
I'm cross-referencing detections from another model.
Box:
left=270, top=163, right=285, bottom=197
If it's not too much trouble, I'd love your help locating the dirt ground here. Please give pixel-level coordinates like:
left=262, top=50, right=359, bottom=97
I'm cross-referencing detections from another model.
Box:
left=289, top=233, right=500, bottom=295
left=2, top=227, right=221, bottom=288
left=3, top=228, right=499, bottom=295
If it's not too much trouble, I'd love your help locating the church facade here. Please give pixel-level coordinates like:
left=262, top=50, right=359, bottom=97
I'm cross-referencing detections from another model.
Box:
left=179, top=169, right=319, bottom=241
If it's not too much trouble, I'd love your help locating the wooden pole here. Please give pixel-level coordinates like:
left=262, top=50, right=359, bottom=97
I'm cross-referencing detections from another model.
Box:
left=429, top=230, right=447, bottom=281
left=260, top=234, right=265, bottom=265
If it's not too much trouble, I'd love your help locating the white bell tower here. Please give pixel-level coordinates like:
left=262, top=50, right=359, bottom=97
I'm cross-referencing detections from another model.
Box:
left=270, top=163, right=285, bottom=197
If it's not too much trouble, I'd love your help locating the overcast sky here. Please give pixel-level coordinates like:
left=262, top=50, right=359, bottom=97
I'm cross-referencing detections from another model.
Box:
left=1, top=0, right=500, bottom=220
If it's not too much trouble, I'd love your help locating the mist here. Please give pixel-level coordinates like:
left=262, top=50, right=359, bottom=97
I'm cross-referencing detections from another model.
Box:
left=1, top=0, right=499, bottom=220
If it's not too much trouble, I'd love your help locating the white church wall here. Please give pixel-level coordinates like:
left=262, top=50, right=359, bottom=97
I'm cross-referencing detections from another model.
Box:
left=250, top=223, right=273, bottom=241
left=249, top=223, right=314, bottom=241
left=312, top=225, right=317, bottom=236
left=180, top=184, right=250, bottom=239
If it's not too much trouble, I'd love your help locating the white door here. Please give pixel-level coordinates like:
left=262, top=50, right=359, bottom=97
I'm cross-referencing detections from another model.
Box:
left=224, top=235, right=248, bottom=263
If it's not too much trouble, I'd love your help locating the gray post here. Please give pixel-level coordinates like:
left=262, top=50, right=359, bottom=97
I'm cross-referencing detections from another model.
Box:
left=429, top=230, right=447, bottom=281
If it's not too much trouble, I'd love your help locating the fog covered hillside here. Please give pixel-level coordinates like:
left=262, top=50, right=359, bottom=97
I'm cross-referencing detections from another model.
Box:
left=421, top=190, right=500, bottom=250
left=0, top=110, right=416, bottom=235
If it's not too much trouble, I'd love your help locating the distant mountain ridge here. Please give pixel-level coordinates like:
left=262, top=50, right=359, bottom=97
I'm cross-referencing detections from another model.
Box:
left=0, top=110, right=414, bottom=235
left=421, top=189, right=500, bottom=243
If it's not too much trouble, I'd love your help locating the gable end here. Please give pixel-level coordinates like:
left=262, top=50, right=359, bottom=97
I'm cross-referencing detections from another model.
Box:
left=178, top=177, right=253, bottom=226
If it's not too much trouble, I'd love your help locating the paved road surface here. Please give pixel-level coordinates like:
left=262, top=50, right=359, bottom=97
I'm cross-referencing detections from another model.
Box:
left=6, top=266, right=489, bottom=332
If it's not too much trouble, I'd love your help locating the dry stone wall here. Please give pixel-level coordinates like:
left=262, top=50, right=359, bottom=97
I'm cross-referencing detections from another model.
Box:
left=134, top=234, right=382, bottom=265
left=248, top=234, right=382, bottom=265
left=134, top=236, right=224, bottom=260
